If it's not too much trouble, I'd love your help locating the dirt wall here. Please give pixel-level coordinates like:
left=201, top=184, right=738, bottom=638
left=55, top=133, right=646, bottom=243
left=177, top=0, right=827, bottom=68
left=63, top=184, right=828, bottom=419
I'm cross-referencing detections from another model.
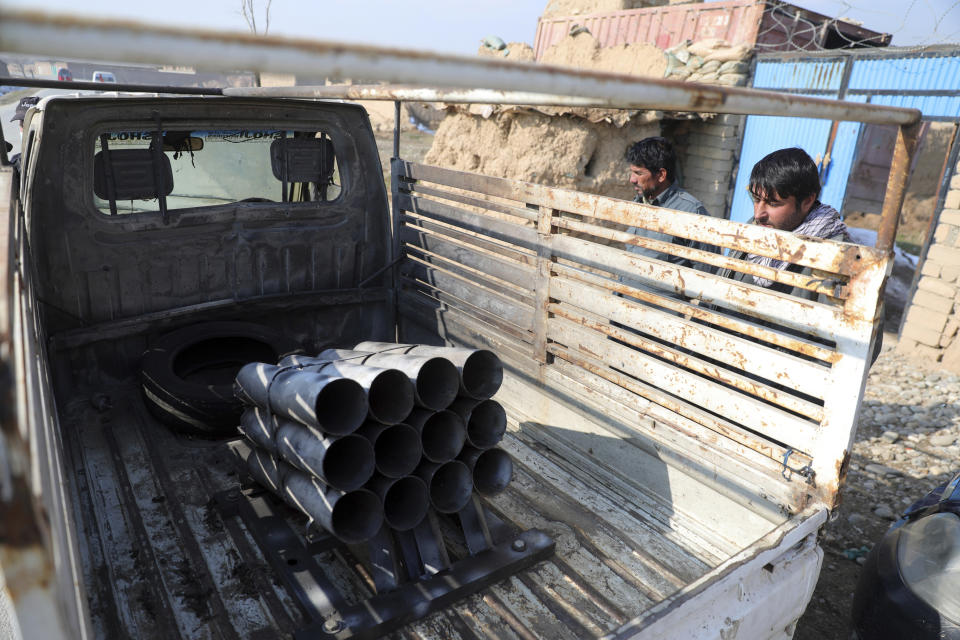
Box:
left=425, top=110, right=658, bottom=199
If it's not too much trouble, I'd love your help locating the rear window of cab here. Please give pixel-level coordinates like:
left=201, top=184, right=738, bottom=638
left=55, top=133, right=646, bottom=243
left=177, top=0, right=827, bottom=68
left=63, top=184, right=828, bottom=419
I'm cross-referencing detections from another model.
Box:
left=92, top=128, right=343, bottom=215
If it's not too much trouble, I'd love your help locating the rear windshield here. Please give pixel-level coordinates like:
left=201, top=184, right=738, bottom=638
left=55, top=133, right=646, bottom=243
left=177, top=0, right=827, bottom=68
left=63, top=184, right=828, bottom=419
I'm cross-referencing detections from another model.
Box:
left=92, top=128, right=342, bottom=215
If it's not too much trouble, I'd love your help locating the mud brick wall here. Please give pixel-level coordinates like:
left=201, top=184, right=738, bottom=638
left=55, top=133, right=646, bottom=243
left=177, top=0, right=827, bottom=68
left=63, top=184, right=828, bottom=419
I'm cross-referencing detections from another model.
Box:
left=900, top=157, right=960, bottom=371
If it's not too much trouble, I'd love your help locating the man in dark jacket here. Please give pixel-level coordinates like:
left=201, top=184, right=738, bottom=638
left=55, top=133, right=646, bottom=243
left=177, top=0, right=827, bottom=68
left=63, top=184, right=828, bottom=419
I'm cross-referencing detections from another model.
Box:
left=624, top=136, right=716, bottom=267
left=622, top=137, right=718, bottom=301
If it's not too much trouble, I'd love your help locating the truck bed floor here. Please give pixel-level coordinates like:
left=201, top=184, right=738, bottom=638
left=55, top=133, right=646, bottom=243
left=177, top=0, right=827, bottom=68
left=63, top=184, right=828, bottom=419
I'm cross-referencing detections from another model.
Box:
left=60, top=382, right=735, bottom=639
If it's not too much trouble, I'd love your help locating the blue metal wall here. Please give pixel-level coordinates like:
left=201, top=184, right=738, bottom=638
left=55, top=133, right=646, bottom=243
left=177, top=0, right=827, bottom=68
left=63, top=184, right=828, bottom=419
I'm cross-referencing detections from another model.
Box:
left=731, top=51, right=960, bottom=223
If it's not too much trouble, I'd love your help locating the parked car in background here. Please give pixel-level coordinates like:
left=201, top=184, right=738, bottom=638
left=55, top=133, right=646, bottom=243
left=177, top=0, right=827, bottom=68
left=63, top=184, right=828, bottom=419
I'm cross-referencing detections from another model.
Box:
left=56, top=67, right=72, bottom=81
left=91, top=70, right=116, bottom=83
left=852, top=470, right=960, bottom=638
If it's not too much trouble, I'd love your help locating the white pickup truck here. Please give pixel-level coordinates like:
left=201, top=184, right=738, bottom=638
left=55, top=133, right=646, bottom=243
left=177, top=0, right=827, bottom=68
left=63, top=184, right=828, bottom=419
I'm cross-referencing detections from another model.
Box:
left=0, top=11, right=920, bottom=640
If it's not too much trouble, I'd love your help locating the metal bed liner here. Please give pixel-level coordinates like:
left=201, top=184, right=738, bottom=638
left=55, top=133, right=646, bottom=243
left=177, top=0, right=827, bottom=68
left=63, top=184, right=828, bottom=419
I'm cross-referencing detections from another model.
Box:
left=59, top=375, right=774, bottom=639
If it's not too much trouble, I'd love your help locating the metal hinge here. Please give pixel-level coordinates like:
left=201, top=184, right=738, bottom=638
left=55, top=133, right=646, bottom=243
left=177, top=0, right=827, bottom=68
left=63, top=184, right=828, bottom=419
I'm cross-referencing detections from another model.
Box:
left=781, top=448, right=815, bottom=485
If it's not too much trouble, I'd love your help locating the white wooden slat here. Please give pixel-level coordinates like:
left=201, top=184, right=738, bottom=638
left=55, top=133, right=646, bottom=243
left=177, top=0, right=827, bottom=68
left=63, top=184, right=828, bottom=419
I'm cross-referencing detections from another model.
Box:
left=547, top=317, right=820, bottom=454
left=549, top=276, right=831, bottom=401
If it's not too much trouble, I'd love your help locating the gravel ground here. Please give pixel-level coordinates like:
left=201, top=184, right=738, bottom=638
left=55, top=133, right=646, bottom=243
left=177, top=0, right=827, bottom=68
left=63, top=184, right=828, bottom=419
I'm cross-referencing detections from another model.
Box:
left=795, top=335, right=959, bottom=639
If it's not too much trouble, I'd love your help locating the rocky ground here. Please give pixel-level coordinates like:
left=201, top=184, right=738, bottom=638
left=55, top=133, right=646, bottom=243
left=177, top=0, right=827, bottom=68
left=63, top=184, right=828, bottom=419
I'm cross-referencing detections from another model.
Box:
left=795, top=336, right=959, bottom=639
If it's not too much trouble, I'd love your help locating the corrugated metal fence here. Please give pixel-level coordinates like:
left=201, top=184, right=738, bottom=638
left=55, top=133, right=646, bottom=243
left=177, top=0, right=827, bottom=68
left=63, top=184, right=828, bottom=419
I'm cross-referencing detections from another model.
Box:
left=732, top=49, right=960, bottom=223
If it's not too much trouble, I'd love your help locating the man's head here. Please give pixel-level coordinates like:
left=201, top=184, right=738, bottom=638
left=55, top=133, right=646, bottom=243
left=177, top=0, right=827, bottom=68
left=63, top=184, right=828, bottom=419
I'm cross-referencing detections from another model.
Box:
left=11, top=96, right=40, bottom=129
left=748, top=147, right=821, bottom=231
left=625, top=136, right=676, bottom=200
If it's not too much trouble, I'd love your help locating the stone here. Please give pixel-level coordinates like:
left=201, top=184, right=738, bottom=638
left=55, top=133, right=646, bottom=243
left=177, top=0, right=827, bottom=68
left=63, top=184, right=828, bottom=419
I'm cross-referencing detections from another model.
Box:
left=902, top=323, right=946, bottom=348
left=865, top=463, right=903, bottom=477
left=927, top=244, right=960, bottom=268
left=912, top=289, right=955, bottom=315
left=697, top=145, right=732, bottom=160
left=943, top=265, right=960, bottom=283
left=941, top=208, right=960, bottom=226
left=943, top=338, right=960, bottom=373
left=946, top=189, right=960, bottom=211
left=903, top=306, right=949, bottom=335
left=920, top=260, right=941, bottom=278
left=874, top=503, right=896, bottom=520
left=934, top=223, right=959, bottom=245
left=929, top=434, right=957, bottom=447
left=918, top=276, right=958, bottom=300
left=881, top=430, right=900, bottom=443
left=847, top=512, right=866, bottom=526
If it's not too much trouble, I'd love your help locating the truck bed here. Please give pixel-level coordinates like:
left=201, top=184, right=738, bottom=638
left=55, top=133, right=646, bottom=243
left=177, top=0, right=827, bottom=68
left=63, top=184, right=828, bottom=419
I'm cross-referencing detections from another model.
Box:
left=59, top=376, right=763, bottom=639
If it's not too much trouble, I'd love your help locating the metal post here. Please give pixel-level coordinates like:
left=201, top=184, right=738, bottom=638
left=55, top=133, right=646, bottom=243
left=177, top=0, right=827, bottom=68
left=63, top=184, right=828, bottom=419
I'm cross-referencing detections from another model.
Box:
left=393, top=100, right=401, bottom=159
left=534, top=205, right=554, bottom=372
left=877, top=122, right=921, bottom=253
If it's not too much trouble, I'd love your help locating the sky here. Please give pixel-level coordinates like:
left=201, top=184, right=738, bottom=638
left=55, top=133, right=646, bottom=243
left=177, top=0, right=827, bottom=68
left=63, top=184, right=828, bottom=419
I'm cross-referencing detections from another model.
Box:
left=0, top=0, right=957, bottom=55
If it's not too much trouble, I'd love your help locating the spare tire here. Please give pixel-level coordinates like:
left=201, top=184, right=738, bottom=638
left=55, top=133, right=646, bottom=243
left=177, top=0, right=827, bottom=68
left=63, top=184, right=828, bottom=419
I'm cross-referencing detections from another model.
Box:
left=141, top=321, right=300, bottom=437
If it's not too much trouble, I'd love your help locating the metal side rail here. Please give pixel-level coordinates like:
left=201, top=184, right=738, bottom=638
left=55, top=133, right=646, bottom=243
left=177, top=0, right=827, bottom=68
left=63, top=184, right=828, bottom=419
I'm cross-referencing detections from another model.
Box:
left=213, top=486, right=555, bottom=640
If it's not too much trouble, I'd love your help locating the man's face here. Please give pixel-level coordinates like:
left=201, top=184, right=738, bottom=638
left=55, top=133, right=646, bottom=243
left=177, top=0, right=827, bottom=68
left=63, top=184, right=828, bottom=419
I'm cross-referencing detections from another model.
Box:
left=750, top=189, right=815, bottom=231
left=628, top=164, right=668, bottom=200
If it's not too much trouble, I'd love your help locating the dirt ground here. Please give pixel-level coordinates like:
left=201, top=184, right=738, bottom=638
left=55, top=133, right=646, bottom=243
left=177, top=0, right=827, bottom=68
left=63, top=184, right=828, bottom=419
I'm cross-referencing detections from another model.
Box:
left=794, top=336, right=957, bottom=639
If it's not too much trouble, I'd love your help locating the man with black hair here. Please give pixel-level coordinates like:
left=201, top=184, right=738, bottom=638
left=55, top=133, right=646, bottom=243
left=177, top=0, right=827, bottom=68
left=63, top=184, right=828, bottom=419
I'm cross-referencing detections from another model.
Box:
left=730, top=147, right=851, bottom=292
left=624, top=136, right=715, bottom=261
left=622, top=137, right=717, bottom=301
left=719, top=148, right=881, bottom=361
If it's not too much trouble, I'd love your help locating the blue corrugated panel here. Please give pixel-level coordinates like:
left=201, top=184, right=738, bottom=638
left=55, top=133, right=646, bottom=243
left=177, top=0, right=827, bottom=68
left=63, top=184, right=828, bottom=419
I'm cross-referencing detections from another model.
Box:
left=849, top=55, right=960, bottom=91
left=866, top=93, right=960, bottom=118
left=753, top=59, right=844, bottom=91
left=820, top=94, right=869, bottom=213
left=729, top=95, right=837, bottom=223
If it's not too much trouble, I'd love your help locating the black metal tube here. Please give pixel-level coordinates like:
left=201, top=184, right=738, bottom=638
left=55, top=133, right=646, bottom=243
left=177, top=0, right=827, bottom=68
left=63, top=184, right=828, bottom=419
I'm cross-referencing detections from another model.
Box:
left=415, top=460, right=472, bottom=514
left=235, top=363, right=368, bottom=435
left=283, top=470, right=384, bottom=544
left=446, top=398, right=507, bottom=449
left=366, top=474, right=428, bottom=531
left=404, top=408, right=466, bottom=463
left=275, top=419, right=375, bottom=491
left=354, top=342, right=503, bottom=399
left=279, top=355, right=414, bottom=425
left=318, top=349, right=459, bottom=411
left=356, top=421, right=422, bottom=478
left=459, top=446, right=513, bottom=496
left=238, top=406, right=278, bottom=454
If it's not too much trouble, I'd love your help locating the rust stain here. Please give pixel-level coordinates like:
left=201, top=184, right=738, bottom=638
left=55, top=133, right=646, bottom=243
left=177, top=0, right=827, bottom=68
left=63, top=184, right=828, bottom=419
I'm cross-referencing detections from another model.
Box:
left=823, top=450, right=851, bottom=511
